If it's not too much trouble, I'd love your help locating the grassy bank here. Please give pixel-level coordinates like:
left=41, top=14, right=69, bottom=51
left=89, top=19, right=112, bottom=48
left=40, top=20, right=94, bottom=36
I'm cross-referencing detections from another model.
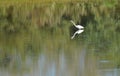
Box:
left=0, top=1, right=118, bottom=34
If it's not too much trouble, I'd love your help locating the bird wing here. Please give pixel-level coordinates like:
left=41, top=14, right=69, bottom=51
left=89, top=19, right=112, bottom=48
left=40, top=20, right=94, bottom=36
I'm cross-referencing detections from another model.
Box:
left=77, top=30, right=84, bottom=34
left=76, top=25, right=84, bottom=29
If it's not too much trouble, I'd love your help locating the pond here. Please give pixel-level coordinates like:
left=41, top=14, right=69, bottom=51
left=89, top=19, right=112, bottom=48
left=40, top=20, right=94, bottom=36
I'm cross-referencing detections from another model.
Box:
left=0, top=1, right=120, bottom=76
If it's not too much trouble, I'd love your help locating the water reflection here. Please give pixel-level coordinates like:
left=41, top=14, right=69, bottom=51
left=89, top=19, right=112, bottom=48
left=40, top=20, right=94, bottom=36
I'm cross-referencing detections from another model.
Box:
left=0, top=1, right=120, bottom=76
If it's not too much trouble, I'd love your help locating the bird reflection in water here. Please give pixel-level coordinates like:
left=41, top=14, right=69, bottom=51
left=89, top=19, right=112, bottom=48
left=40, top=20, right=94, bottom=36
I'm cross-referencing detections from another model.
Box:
left=70, top=20, right=84, bottom=39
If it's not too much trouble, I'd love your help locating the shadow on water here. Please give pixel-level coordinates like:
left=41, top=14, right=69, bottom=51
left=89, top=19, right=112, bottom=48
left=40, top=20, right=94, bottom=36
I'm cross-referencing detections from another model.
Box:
left=0, top=1, right=120, bottom=76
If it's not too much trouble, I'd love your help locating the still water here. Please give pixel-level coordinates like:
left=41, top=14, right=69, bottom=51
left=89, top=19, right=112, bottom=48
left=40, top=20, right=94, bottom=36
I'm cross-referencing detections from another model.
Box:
left=0, top=2, right=120, bottom=76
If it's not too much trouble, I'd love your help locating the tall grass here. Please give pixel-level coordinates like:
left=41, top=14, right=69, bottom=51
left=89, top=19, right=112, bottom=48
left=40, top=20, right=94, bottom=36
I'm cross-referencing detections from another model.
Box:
left=0, top=2, right=117, bottom=33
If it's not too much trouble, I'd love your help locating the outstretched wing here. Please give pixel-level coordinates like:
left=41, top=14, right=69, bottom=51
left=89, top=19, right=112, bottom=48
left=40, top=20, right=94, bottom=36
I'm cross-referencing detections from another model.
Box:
left=77, top=30, right=84, bottom=34
left=76, top=25, right=84, bottom=29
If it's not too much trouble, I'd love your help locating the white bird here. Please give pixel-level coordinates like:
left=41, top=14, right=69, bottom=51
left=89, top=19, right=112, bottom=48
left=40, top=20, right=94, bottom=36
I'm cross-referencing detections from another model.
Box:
left=71, top=30, right=84, bottom=39
left=70, top=20, right=84, bottom=39
left=70, top=20, right=84, bottom=29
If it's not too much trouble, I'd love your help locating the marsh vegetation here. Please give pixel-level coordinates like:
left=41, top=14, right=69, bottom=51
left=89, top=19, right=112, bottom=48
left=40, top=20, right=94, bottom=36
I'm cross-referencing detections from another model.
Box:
left=0, top=0, right=120, bottom=76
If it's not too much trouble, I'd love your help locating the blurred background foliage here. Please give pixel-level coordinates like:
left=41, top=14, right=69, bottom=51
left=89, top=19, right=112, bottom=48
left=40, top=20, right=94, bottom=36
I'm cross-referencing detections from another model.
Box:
left=0, top=0, right=120, bottom=71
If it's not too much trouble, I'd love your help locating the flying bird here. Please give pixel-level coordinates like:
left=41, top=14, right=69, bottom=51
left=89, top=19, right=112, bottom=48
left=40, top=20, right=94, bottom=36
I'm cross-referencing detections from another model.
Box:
left=70, top=20, right=84, bottom=39
left=70, top=20, right=84, bottom=30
